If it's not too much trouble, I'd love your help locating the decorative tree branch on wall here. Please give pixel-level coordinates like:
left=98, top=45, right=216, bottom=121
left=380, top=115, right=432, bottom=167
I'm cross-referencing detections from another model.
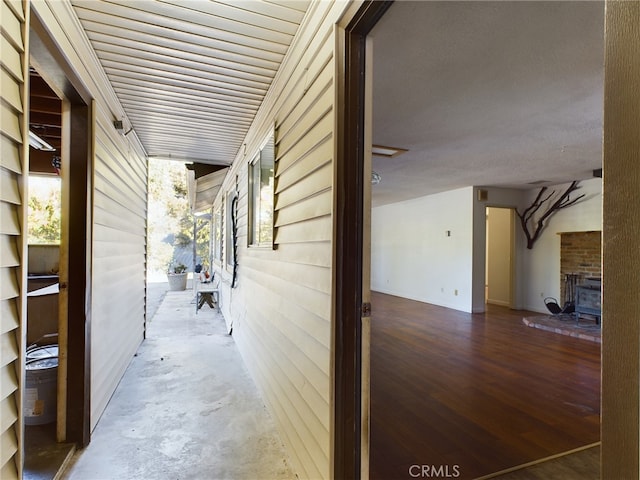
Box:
left=517, top=180, right=585, bottom=249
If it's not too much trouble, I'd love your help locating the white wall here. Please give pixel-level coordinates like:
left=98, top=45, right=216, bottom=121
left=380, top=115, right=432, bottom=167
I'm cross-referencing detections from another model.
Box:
left=372, top=181, right=601, bottom=315
left=520, top=177, right=602, bottom=312
left=371, top=187, right=475, bottom=312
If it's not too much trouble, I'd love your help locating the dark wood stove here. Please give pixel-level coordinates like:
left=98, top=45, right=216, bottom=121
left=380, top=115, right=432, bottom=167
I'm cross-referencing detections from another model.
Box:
left=575, top=277, right=601, bottom=324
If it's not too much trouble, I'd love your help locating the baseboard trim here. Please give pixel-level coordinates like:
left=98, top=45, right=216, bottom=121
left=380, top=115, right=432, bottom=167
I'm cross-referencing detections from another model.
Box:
left=487, top=299, right=510, bottom=307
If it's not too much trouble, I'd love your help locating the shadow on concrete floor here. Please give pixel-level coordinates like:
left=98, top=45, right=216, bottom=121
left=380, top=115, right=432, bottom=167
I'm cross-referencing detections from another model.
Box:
left=146, top=281, right=168, bottom=322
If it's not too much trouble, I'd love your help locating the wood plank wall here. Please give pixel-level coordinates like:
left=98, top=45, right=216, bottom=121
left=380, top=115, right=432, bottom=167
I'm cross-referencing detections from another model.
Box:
left=0, top=0, right=26, bottom=478
left=30, top=0, right=148, bottom=432
left=212, top=3, right=350, bottom=478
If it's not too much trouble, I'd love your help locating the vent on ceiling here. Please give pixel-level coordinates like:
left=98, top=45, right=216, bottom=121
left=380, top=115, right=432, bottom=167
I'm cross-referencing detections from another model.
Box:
left=372, top=145, right=408, bottom=158
left=527, top=180, right=551, bottom=185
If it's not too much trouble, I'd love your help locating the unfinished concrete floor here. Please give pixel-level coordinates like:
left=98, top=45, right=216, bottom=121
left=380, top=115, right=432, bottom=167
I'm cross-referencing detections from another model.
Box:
left=24, top=423, right=74, bottom=480
left=60, top=288, right=295, bottom=480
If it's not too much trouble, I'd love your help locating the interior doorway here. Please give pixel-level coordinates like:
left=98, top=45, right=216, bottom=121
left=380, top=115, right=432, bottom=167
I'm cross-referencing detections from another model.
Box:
left=485, top=207, right=515, bottom=308
left=345, top=1, right=603, bottom=479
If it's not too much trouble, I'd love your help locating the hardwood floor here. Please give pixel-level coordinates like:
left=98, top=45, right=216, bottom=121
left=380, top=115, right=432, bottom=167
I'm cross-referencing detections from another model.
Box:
left=369, top=292, right=601, bottom=480
left=487, top=445, right=599, bottom=480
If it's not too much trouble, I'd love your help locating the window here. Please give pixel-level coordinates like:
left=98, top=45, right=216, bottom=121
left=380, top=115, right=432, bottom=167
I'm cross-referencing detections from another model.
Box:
left=28, top=175, right=61, bottom=244
left=248, top=131, right=275, bottom=247
left=213, top=205, right=223, bottom=263
left=226, top=190, right=236, bottom=269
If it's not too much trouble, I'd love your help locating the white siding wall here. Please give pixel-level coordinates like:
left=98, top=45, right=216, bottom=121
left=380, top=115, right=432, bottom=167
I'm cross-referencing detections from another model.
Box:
left=90, top=106, right=147, bottom=429
left=30, top=1, right=147, bottom=431
left=0, top=0, right=26, bottom=477
left=213, top=2, right=349, bottom=478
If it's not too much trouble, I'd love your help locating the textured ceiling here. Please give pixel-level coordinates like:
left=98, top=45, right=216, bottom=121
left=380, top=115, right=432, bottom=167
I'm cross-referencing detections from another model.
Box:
left=370, top=1, right=605, bottom=206
left=70, top=1, right=604, bottom=207
left=71, top=0, right=309, bottom=165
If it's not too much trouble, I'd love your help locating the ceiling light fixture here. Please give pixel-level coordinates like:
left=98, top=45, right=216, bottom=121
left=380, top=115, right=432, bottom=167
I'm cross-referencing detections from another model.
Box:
left=113, top=119, right=133, bottom=136
left=28, top=131, right=56, bottom=151
left=372, top=144, right=408, bottom=158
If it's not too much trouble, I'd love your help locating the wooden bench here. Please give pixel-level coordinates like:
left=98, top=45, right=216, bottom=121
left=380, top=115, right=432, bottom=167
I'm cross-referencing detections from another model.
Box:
left=196, top=281, right=219, bottom=314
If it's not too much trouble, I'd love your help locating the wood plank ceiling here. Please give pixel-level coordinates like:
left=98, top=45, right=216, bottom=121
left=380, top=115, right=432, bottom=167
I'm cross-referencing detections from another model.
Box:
left=70, top=0, right=310, bottom=166
left=29, top=68, right=62, bottom=174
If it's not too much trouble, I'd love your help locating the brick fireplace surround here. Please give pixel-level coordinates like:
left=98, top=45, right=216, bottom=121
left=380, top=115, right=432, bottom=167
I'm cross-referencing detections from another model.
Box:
left=559, top=231, right=602, bottom=305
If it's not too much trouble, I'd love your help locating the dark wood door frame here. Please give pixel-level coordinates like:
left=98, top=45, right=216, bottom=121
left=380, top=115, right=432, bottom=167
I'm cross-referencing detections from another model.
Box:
left=65, top=101, right=92, bottom=446
left=334, top=2, right=393, bottom=479
left=30, top=11, right=92, bottom=447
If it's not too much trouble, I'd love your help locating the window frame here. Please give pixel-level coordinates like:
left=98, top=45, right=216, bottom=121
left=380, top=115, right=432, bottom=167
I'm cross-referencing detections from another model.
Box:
left=212, top=203, right=223, bottom=265
left=247, top=130, right=275, bottom=248
left=225, top=190, right=236, bottom=271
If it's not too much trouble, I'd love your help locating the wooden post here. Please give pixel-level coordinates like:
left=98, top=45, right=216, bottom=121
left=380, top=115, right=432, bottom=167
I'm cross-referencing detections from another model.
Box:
left=602, top=1, right=640, bottom=477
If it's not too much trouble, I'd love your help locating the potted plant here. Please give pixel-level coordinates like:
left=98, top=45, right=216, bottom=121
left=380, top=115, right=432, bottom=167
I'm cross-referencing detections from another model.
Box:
left=167, top=262, right=188, bottom=291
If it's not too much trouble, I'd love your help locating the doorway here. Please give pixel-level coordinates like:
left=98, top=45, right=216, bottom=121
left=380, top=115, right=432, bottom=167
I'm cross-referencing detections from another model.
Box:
left=25, top=12, right=94, bottom=477
left=24, top=67, right=71, bottom=480
left=23, top=62, right=91, bottom=478
left=485, top=207, right=514, bottom=308
left=338, top=3, right=601, bottom=478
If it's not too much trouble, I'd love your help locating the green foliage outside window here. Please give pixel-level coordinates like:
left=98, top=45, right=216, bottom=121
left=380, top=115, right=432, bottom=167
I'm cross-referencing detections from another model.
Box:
left=28, top=176, right=61, bottom=244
